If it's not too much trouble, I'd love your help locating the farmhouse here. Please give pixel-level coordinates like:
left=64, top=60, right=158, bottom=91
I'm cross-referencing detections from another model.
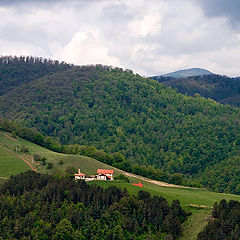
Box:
left=74, top=169, right=86, bottom=180
left=96, top=169, right=114, bottom=181
left=74, top=168, right=114, bottom=181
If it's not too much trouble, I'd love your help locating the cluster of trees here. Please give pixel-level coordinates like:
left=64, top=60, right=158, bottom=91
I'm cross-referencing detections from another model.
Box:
left=0, top=56, right=72, bottom=96
left=2, top=63, right=240, bottom=193
left=33, top=154, right=53, bottom=169
left=198, top=199, right=240, bottom=239
left=152, top=74, right=240, bottom=107
left=0, top=171, right=190, bottom=239
left=114, top=174, right=130, bottom=183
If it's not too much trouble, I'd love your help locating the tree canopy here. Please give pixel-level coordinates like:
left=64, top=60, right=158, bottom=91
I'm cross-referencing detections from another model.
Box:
left=0, top=171, right=189, bottom=239
left=1, top=63, right=240, bottom=193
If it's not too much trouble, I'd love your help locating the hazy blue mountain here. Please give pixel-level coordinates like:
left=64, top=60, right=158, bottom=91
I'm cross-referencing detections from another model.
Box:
left=151, top=73, right=240, bottom=108
left=153, top=68, right=213, bottom=79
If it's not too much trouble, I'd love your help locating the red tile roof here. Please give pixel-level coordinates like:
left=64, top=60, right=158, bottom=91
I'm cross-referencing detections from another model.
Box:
left=97, top=169, right=114, bottom=174
left=75, top=173, right=85, bottom=176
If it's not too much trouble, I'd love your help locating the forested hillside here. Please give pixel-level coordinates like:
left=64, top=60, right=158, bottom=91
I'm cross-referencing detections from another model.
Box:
left=0, top=56, right=72, bottom=96
left=152, top=74, right=240, bottom=107
left=1, top=63, right=240, bottom=193
left=197, top=199, right=240, bottom=239
left=0, top=171, right=189, bottom=239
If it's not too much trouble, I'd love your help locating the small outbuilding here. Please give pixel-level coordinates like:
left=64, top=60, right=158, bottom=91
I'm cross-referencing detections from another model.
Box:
left=74, top=169, right=86, bottom=180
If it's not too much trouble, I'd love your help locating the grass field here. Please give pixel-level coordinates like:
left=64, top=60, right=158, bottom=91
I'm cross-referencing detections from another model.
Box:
left=0, top=146, right=30, bottom=178
left=90, top=180, right=240, bottom=208
left=0, top=131, right=125, bottom=176
left=1, top=130, right=240, bottom=239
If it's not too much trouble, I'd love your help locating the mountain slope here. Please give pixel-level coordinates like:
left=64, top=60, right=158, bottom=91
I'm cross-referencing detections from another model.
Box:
left=1, top=129, right=240, bottom=208
left=0, top=56, right=72, bottom=96
left=152, top=74, right=240, bottom=107
left=1, top=64, right=240, bottom=193
left=2, top=130, right=240, bottom=239
left=153, top=68, right=212, bottom=79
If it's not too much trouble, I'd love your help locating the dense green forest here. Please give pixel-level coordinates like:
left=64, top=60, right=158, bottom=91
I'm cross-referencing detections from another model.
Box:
left=0, top=171, right=189, bottom=239
left=0, top=118, right=195, bottom=186
left=0, top=56, right=72, bottom=96
left=2, top=62, right=240, bottom=193
left=151, top=74, right=240, bottom=107
left=197, top=199, right=240, bottom=239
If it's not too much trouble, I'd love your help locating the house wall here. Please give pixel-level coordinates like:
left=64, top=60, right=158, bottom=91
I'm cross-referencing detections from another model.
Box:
left=75, top=175, right=85, bottom=180
left=97, top=175, right=106, bottom=180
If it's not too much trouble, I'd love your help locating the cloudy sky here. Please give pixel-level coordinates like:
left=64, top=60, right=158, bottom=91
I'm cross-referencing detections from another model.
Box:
left=0, top=0, right=240, bottom=76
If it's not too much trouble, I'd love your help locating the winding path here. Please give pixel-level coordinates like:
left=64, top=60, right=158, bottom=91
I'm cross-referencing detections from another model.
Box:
left=0, top=145, right=37, bottom=172
left=121, top=170, right=196, bottom=189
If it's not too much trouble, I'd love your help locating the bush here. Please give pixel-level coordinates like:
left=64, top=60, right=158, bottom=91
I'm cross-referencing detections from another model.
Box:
left=34, top=154, right=42, bottom=161
left=65, top=166, right=78, bottom=176
left=58, top=160, right=64, bottom=165
left=114, top=174, right=130, bottom=183
left=47, top=163, right=53, bottom=169
left=41, top=157, right=47, bottom=165
left=21, top=145, right=29, bottom=153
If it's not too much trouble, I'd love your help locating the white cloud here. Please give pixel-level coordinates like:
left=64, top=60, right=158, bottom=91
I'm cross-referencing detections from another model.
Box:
left=56, top=31, right=121, bottom=67
left=0, top=0, right=240, bottom=77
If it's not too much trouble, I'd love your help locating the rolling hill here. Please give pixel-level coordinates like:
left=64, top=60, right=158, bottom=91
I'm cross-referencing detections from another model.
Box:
left=151, top=74, right=240, bottom=107
left=153, top=68, right=213, bottom=78
left=1, top=60, right=240, bottom=194
left=0, top=56, right=72, bottom=96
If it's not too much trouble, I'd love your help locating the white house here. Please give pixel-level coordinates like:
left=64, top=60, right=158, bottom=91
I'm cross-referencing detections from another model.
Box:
left=96, top=169, right=114, bottom=181
left=74, top=169, right=86, bottom=180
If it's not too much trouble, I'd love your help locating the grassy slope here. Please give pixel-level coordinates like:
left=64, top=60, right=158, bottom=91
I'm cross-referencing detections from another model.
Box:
left=179, top=210, right=210, bottom=240
left=1, top=130, right=240, bottom=239
left=0, top=131, right=123, bottom=176
left=0, top=147, right=29, bottom=178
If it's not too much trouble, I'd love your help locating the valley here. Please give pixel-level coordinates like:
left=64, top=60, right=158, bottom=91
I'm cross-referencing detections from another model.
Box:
left=1, top=130, right=240, bottom=239
left=1, top=58, right=240, bottom=238
left=1, top=0, right=240, bottom=238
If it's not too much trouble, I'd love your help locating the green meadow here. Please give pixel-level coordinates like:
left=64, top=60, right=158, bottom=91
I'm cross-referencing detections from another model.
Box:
left=1, top=130, right=240, bottom=239
left=0, top=147, right=29, bottom=178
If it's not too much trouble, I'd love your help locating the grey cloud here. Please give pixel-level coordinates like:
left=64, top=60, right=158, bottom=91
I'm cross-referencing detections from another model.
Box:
left=0, top=0, right=59, bottom=5
left=0, top=0, right=102, bottom=5
left=1, top=0, right=240, bottom=77
left=196, top=0, right=240, bottom=26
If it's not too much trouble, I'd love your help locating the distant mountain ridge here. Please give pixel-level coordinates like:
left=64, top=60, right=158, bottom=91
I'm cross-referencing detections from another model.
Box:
left=153, top=68, right=213, bottom=79
left=152, top=73, right=240, bottom=108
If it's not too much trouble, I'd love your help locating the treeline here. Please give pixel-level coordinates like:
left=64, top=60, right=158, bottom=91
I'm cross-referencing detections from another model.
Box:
left=0, top=171, right=190, bottom=239
left=198, top=199, right=240, bottom=239
left=0, top=118, right=198, bottom=187
left=0, top=55, right=72, bottom=96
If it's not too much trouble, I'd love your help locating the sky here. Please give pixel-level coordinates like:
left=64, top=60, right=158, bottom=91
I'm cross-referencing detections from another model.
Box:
left=0, top=0, right=240, bottom=77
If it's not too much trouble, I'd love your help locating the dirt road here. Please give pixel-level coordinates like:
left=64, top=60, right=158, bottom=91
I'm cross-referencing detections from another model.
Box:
left=122, top=170, right=195, bottom=189
left=0, top=145, right=37, bottom=172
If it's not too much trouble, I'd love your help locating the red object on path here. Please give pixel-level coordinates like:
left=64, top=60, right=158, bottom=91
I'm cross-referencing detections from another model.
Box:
left=132, top=181, right=143, bottom=187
